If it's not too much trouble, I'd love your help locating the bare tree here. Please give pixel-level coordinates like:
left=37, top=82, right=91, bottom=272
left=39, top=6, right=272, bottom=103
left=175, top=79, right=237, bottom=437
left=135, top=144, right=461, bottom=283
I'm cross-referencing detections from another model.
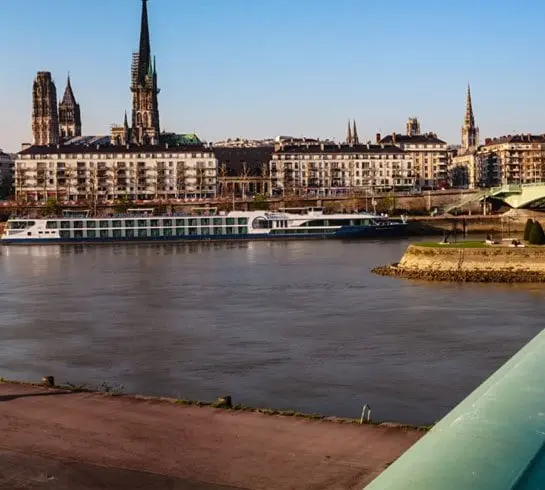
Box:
left=176, top=161, right=186, bottom=200
left=241, top=162, right=249, bottom=199
left=219, top=163, right=228, bottom=198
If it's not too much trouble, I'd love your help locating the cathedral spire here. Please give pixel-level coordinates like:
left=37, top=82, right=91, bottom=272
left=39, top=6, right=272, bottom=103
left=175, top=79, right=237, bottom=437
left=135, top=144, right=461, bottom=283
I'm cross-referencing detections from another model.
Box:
left=346, top=119, right=353, bottom=144
left=465, top=82, right=474, bottom=126
left=130, top=0, right=160, bottom=145
left=461, top=82, right=478, bottom=150
left=59, top=73, right=81, bottom=140
left=61, top=73, right=76, bottom=105
left=137, top=0, right=151, bottom=85
left=352, top=120, right=359, bottom=145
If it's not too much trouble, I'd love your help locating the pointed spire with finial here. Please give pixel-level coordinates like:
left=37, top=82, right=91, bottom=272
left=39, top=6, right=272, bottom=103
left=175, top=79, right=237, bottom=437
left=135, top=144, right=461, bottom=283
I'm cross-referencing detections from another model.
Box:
left=352, top=120, right=359, bottom=145
left=465, top=82, right=475, bottom=126
left=137, top=0, right=152, bottom=84
left=346, top=119, right=353, bottom=144
left=123, top=111, right=129, bottom=129
left=61, top=72, right=77, bottom=105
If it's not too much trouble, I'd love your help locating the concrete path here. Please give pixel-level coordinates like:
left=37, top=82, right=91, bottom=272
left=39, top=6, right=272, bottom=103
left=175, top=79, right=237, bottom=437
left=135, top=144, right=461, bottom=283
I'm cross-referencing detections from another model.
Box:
left=0, top=382, right=422, bottom=489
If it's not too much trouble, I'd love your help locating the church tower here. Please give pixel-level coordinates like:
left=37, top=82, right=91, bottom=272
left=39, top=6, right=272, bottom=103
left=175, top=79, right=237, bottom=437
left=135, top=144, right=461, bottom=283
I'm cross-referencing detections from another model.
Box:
left=352, top=120, right=359, bottom=145
left=461, top=83, right=479, bottom=150
left=32, top=71, right=59, bottom=146
left=58, top=75, right=81, bottom=140
left=131, top=0, right=160, bottom=145
left=346, top=119, right=353, bottom=144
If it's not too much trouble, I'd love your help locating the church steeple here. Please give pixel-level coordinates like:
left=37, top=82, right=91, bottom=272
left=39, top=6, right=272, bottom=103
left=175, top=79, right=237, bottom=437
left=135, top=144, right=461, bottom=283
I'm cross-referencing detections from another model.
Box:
left=130, top=0, right=160, bottom=146
left=58, top=73, right=81, bottom=141
left=136, top=0, right=151, bottom=86
left=461, top=82, right=478, bottom=150
left=465, top=82, right=475, bottom=127
left=352, top=120, right=359, bottom=145
left=346, top=119, right=353, bottom=144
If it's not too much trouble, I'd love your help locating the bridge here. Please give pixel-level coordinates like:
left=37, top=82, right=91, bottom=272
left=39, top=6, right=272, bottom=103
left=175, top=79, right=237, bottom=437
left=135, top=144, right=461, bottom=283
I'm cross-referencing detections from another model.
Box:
left=486, top=183, right=545, bottom=208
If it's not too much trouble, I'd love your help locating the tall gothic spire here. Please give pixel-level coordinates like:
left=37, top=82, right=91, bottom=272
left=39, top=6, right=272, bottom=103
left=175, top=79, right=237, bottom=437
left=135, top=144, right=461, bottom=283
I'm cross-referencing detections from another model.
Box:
left=137, top=0, right=151, bottom=85
left=465, top=82, right=475, bottom=127
left=461, top=82, right=478, bottom=150
left=352, top=120, right=359, bottom=145
left=61, top=74, right=76, bottom=105
left=59, top=74, right=81, bottom=140
left=346, top=119, right=353, bottom=144
left=130, top=0, right=160, bottom=145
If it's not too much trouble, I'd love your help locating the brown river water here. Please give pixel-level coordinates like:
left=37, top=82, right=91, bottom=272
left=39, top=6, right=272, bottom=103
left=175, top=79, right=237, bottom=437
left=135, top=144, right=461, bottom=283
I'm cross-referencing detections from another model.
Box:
left=0, top=238, right=543, bottom=425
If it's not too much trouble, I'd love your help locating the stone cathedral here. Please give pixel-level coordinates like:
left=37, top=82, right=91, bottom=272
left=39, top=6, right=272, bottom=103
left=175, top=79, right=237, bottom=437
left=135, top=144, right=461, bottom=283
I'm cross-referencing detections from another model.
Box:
left=31, top=0, right=160, bottom=148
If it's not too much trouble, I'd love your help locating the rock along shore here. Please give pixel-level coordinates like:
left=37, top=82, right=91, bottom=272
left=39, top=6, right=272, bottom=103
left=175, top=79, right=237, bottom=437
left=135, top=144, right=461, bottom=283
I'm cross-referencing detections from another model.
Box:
left=372, top=244, right=545, bottom=283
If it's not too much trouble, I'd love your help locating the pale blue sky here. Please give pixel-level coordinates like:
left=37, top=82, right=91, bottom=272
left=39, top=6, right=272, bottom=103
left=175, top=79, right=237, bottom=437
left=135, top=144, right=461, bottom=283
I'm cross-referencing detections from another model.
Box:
left=1, top=0, right=544, bottom=152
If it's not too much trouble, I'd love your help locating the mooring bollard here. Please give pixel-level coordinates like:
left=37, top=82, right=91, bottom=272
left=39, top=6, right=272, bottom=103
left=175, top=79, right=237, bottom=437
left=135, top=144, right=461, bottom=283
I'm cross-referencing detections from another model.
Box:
left=42, top=376, right=55, bottom=387
left=360, top=404, right=372, bottom=424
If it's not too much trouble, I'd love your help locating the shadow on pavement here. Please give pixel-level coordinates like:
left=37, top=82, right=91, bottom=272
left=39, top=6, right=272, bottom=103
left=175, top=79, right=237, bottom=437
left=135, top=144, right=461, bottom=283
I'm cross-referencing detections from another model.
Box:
left=0, top=391, right=73, bottom=402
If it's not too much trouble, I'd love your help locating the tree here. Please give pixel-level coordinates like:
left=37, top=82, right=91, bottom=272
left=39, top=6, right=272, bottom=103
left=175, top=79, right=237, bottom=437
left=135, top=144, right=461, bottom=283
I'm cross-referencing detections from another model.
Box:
left=44, top=198, right=61, bottom=217
left=114, top=195, right=132, bottom=214
left=251, top=194, right=268, bottom=211
left=524, top=218, right=534, bottom=241
left=0, top=175, right=14, bottom=199
left=529, top=220, right=545, bottom=245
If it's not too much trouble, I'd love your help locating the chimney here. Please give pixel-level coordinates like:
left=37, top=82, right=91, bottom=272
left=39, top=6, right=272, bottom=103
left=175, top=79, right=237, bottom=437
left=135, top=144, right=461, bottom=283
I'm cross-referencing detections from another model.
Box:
left=165, top=142, right=169, bottom=149
left=376, top=133, right=381, bottom=144
left=392, top=132, right=397, bottom=144
left=484, top=138, right=491, bottom=145
left=320, top=143, right=324, bottom=151
left=366, top=142, right=370, bottom=150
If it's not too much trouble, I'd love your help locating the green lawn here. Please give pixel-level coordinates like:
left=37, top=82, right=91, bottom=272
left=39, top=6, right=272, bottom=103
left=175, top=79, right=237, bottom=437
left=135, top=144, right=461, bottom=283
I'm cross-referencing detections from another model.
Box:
left=416, top=241, right=489, bottom=248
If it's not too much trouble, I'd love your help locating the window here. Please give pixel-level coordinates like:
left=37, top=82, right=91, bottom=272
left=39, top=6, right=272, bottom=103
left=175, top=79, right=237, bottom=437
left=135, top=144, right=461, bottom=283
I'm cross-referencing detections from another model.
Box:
left=61, top=221, right=71, bottom=229
left=176, top=227, right=185, bottom=236
left=137, top=220, right=147, bottom=227
left=164, top=228, right=173, bottom=237
left=138, top=229, right=147, bottom=238
left=46, top=221, right=57, bottom=229
left=60, top=230, right=70, bottom=239
left=238, top=218, right=248, bottom=225
left=150, top=219, right=158, bottom=227
left=125, top=220, right=134, bottom=227
left=151, top=229, right=160, bottom=237
left=87, top=230, right=96, bottom=238
left=112, top=220, right=122, bottom=228
left=100, top=230, right=109, bottom=238
left=99, top=220, right=109, bottom=228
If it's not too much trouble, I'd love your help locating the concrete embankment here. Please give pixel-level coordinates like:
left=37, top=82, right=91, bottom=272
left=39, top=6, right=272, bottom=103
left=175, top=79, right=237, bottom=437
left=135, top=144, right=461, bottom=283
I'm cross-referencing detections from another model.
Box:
left=373, top=244, right=545, bottom=283
left=0, top=381, right=422, bottom=490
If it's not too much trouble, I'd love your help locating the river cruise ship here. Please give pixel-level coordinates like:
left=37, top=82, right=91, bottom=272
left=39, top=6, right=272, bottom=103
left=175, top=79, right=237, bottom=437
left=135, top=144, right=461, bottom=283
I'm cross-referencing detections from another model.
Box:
left=1, top=207, right=408, bottom=245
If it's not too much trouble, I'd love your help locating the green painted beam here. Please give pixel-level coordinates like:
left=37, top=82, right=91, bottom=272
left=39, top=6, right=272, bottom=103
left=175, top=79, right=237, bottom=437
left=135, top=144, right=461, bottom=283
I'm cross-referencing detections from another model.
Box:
left=365, top=329, right=545, bottom=490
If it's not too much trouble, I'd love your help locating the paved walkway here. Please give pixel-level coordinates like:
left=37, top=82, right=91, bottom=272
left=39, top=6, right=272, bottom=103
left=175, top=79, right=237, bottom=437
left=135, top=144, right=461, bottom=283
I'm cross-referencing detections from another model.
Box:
left=0, top=382, right=422, bottom=489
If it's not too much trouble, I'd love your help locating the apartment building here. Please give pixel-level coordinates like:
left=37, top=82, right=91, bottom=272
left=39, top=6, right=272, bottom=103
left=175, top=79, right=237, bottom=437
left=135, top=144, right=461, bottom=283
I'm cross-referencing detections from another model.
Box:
left=15, top=140, right=217, bottom=203
left=379, top=132, right=448, bottom=189
left=476, top=134, right=545, bottom=187
left=270, top=143, right=415, bottom=195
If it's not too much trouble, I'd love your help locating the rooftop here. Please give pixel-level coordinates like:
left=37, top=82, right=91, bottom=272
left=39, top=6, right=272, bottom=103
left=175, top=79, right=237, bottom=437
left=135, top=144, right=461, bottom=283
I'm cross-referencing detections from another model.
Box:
left=483, top=134, right=545, bottom=146
left=275, top=143, right=405, bottom=154
left=380, top=133, right=446, bottom=145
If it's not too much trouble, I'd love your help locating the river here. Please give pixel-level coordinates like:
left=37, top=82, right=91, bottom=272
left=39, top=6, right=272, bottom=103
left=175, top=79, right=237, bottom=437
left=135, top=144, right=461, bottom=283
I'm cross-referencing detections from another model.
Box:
left=0, top=238, right=543, bottom=425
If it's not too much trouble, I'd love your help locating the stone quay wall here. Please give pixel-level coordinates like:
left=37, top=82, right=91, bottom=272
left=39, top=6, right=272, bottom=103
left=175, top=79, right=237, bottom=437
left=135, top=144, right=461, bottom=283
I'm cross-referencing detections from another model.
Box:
left=373, top=244, right=545, bottom=283
left=399, top=245, right=545, bottom=273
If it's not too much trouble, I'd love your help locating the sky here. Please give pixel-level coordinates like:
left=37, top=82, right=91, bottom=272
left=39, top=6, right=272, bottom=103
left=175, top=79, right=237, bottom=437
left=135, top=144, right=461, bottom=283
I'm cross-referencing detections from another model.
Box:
left=1, top=0, right=545, bottom=152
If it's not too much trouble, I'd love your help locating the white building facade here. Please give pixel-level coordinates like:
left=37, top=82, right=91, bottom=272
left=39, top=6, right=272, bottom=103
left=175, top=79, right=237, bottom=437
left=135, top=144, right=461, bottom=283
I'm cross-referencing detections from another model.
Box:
left=15, top=144, right=218, bottom=203
left=270, top=143, right=415, bottom=195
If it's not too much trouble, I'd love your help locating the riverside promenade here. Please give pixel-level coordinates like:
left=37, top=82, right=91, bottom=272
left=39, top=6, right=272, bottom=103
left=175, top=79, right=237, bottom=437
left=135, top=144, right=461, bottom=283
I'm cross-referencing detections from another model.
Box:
left=0, top=382, right=422, bottom=489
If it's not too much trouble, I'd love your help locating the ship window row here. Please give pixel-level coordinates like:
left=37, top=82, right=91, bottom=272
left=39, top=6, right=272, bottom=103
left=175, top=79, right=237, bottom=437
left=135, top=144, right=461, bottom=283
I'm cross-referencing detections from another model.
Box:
left=58, top=227, right=249, bottom=239
left=300, top=219, right=370, bottom=227
left=269, top=228, right=335, bottom=235
left=47, top=218, right=248, bottom=229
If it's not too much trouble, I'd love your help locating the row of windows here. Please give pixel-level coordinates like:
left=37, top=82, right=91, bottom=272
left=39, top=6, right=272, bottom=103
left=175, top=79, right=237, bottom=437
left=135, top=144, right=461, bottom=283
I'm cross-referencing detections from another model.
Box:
left=47, top=217, right=249, bottom=229
left=269, top=228, right=336, bottom=235
left=59, top=227, right=249, bottom=239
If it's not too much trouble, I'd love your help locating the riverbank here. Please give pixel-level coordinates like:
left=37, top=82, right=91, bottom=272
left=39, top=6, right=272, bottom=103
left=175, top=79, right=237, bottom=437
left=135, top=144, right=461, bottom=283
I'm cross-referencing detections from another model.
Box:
left=373, top=243, right=545, bottom=283
left=0, top=380, right=423, bottom=489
